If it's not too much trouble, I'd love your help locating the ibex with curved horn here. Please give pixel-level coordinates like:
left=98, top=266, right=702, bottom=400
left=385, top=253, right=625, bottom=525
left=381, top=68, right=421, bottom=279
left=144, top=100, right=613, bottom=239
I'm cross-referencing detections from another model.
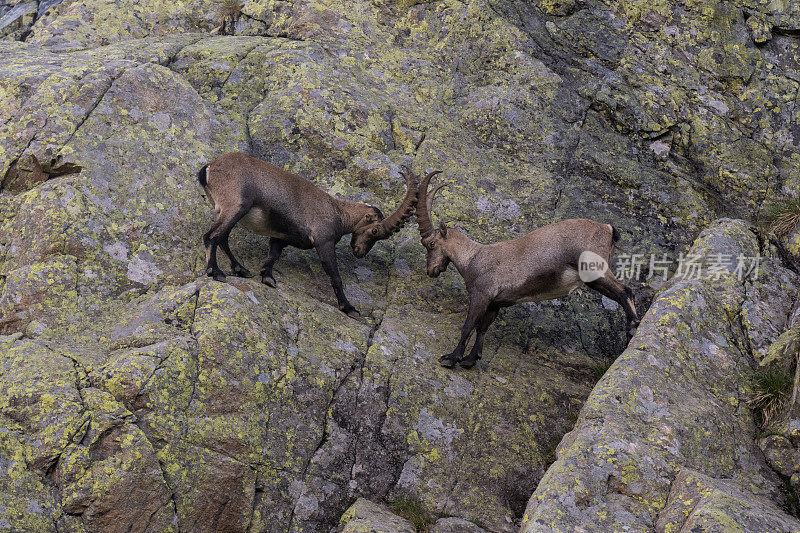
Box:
left=416, top=172, right=639, bottom=368
left=198, top=152, right=418, bottom=317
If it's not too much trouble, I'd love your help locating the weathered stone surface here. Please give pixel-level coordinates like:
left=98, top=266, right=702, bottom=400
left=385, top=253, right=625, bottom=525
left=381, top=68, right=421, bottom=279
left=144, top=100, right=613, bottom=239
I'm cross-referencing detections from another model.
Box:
left=432, top=516, right=490, bottom=533
left=521, top=219, right=800, bottom=532
left=656, top=469, right=800, bottom=533
left=760, top=434, right=799, bottom=478
left=0, top=0, right=36, bottom=39
left=0, top=0, right=799, bottom=531
left=338, top=498, right=415, bottom=533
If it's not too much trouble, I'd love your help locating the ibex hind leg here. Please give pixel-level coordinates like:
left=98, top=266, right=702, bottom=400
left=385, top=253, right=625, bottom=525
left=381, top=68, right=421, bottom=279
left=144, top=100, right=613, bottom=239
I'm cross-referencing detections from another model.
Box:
left=623, top=285, right=640, bottom=336
left=203, top=204, right=251, bottom=282
left=218, top=233, right=252, bottom=278
left=586, top=272, right=639, bottom=337
left=203, top=222, right=226, bottom=282
left=260, top=238, right=287, bottom=287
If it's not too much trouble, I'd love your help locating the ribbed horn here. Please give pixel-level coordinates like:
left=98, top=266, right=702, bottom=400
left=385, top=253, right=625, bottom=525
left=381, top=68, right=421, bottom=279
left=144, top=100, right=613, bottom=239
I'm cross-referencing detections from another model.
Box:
left=416, top=170, right=443, bottom=239
left=376, top=165, right=419, bottom=237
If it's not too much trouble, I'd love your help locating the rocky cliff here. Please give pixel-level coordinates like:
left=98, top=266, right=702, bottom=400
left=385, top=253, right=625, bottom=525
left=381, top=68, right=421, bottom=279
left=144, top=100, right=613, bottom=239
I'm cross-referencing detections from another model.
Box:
left=0, top=0, right=799, bottom=531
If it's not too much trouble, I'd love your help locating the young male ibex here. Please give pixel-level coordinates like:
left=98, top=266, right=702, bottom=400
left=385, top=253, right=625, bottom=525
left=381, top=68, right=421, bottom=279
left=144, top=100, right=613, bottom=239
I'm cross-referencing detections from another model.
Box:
left=416, top=173, right=639, bottom=368
left=198, top=152, right=418, bottom=317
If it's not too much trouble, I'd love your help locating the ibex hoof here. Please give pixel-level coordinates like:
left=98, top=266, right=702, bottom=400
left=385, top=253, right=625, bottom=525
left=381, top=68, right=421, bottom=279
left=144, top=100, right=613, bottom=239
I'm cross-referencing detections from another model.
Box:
left=233, top=266, right=253, bottom=278
left=341, top=306, right=360, bottom=319
left=211, top=271, right=227, bottom=282
left=261, top=275, right=276, bottom=288
left=439, top=354, right=458, bottom=368
left=459, top=357, right=478, bottom=369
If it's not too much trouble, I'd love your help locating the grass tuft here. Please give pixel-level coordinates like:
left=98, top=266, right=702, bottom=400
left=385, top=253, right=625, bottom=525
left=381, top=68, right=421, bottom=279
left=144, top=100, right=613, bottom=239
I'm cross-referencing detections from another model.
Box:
left=390, top=497, right=433, bottom=532
left=761, top=197, right=800, bottom=237
left=748, top=365, right=793, bottom=426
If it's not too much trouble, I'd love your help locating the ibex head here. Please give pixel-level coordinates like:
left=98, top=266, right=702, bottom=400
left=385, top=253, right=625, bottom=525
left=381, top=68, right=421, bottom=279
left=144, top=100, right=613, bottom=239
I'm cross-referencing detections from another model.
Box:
left=415, top=170, right=449, bottom=277
left=350, top=166, right=419, bottom=258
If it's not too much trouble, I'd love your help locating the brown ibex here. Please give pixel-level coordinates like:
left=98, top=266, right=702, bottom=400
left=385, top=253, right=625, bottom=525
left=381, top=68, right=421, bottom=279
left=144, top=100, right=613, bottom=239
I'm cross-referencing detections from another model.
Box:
left=198, top=152, right=418, bottom=317
left=416, top=173, right=639, bottom=368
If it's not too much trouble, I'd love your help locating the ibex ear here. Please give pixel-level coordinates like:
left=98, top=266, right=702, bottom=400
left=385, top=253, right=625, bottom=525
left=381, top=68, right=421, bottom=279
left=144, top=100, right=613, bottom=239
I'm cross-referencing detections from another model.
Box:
left=439, top=222, right=448, bottom=237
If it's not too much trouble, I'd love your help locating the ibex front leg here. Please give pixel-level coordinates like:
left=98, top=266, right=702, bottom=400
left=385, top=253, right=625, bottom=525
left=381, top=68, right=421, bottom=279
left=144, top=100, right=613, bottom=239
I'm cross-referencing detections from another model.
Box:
left=459, top=305, right=499, bottom=369
left=315, top=240, right=359, bottom=318
left=440, top=295, right=490, bottom=368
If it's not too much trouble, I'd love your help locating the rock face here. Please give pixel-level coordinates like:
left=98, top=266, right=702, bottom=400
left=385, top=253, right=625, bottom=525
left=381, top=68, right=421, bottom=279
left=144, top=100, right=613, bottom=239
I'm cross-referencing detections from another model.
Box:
left=522, top=219, right=800, bottom=532
left=657, top=469, right=800, bottom=533
left=0, top=0, right=799, bottom=532
left=338, top=498, right=415, bottom=533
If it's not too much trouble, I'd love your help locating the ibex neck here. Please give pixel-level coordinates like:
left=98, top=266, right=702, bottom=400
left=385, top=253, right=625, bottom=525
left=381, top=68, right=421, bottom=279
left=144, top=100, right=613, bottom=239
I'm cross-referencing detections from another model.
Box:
left=337, top=199, right=368, bottom=234
left=445, top=230, right=482, bottom=277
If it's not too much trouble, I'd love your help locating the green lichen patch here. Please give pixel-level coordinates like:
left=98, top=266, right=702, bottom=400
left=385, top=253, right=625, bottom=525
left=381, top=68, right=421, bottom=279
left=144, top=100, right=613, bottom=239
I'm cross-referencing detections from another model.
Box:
left=656, top=469, right=800, bottom=533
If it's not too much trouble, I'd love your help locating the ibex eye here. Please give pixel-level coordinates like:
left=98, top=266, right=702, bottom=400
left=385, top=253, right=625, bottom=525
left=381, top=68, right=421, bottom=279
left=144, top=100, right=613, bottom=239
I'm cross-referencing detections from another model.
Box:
left=429, top=242, right=436, bottom=248
left=371, top=227, right=378, bottom=235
